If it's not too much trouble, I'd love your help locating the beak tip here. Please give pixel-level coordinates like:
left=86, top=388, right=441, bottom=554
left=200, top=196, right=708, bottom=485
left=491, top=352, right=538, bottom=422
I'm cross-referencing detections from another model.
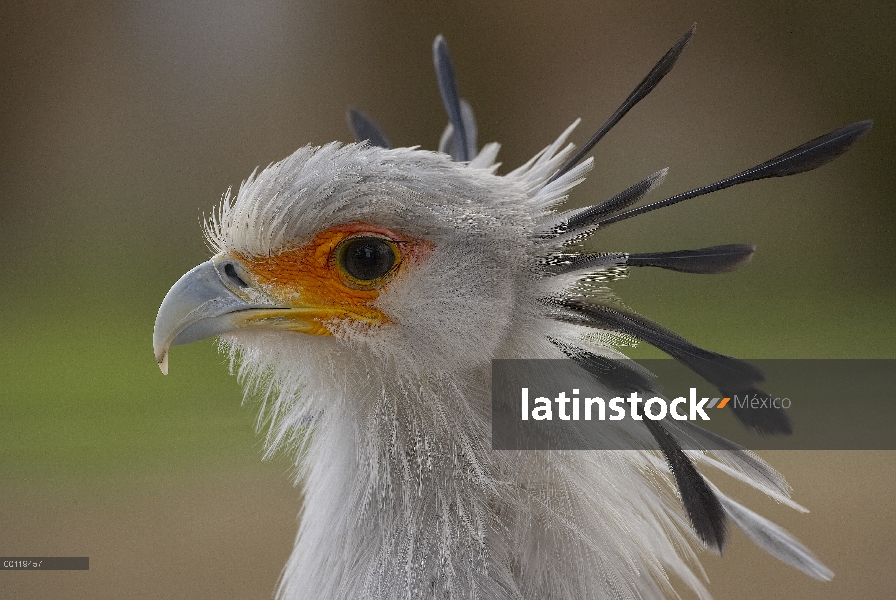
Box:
left=157, top=351, right=169, bottom=375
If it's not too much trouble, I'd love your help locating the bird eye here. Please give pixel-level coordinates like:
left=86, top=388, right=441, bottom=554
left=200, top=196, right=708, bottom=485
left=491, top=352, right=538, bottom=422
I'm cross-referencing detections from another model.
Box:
left=334, top=236, right=399, bottom=287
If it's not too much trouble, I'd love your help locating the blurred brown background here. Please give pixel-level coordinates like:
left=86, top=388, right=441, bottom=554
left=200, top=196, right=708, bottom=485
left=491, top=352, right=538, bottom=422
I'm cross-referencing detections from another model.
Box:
left=1, top=1, right=894, bottom=598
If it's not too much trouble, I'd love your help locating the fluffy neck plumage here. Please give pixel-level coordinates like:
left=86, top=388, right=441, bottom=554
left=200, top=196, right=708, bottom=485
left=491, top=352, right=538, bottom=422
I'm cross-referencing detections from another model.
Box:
left=237, top=331, right=704, bottom=600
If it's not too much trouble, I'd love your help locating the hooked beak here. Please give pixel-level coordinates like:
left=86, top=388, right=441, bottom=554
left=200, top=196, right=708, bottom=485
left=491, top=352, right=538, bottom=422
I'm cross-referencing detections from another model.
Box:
left=153, top=259, right=282, bottom=374
left=154, top=255, right=389, bottom=374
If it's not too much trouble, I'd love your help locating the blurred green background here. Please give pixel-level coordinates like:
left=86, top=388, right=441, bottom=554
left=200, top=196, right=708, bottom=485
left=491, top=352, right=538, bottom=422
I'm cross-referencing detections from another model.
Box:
left=1, top=1, right=894, bottom=598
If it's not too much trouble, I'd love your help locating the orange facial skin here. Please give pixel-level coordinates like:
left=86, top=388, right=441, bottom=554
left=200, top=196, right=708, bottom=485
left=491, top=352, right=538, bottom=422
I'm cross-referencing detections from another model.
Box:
left=229, top=224, right=430, bottom=336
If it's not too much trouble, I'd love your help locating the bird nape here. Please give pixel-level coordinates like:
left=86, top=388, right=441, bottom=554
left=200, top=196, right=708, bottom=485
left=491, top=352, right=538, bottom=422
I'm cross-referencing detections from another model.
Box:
left=153, top=27, right=871, bottom=600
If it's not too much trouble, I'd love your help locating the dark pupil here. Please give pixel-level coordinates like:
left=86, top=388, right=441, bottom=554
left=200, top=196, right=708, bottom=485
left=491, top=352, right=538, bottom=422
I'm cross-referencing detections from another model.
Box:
left=341, top=237, right=396, bottom=281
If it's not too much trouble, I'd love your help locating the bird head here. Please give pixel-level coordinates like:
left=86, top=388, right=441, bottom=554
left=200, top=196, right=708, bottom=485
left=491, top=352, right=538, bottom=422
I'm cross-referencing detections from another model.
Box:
left=152, top=141, right=563, bottom=384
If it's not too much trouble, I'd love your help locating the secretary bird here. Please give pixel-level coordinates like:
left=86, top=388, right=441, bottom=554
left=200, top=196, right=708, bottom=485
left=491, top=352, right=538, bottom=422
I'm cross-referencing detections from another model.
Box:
left=154, top=27, right=871, bottom=599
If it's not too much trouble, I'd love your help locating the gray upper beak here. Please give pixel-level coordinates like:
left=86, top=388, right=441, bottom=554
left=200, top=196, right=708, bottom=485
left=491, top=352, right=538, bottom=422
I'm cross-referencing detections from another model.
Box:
left=153, top=259, right=263, bottom=374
